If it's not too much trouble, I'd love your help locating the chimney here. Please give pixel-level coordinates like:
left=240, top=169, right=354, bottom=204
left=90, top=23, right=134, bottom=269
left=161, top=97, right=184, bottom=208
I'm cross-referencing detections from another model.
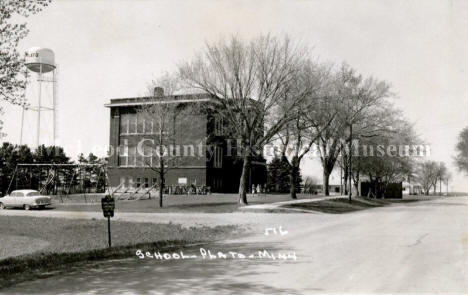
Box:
left=153, top=87, right=164, bottom=97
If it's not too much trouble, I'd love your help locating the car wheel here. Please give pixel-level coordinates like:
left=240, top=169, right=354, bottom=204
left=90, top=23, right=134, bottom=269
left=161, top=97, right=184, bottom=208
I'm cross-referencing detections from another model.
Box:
left=0, top=203, right=5, bottom=210
left=23, top=204, right=31, bottom=210
left=39, top=205, right=45, bottom=210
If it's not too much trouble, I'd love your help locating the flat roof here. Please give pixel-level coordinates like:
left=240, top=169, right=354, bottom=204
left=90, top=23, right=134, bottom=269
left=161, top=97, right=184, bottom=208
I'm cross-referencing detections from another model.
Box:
left=105, top=93, right=215, bottom=108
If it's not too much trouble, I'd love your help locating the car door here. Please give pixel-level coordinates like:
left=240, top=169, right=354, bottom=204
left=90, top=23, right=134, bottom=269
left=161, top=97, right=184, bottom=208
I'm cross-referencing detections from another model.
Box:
left=3, top=192, right=17, bottom=207
left=13, top=192, right=24, bottom=207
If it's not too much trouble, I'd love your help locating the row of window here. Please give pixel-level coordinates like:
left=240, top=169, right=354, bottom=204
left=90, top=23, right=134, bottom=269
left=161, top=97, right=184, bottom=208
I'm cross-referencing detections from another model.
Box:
left=118, top=145, right=157, bottom=167
left=120, top=113, right=227, bottom=136
left=214, top=116, right=224, bottom=135
left=118, top=144, right=223, bottom=168
left=120, top=113, right=157, bottom=135
left=119, top=176, right=155, bottom=189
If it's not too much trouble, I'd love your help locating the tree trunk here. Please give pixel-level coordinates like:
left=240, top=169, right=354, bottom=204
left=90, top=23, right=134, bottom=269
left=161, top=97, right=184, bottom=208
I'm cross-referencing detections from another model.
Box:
left=238, top=151, right=250, bottom=205
left=343, top=164, right=348, bottom=195
left=159, top=179, right=163, bottom=207
left=159, top=157, right=165, bottom=208
left=354, top=170, right=360, bottom=197
left=323, top=169, right=331, bottom=196
left=289, top=156, right=299, bottom=199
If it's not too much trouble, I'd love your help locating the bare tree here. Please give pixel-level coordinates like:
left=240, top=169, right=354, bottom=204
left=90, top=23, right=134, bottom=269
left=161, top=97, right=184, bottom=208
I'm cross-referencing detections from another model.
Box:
left=276, top=62, right=334, bottom=199
left=356, top=116, right=418, bottom=198
left=312, top=63, right=391, bottom=196
left=417, top=160, right=439, bottom=195
left=454, top=126, right=468, bottom=174
left=137, top=73, right=196, bottom=207
left=435, top=162, right=447, bottom=195
left=179, top=35, right=315, bottom=204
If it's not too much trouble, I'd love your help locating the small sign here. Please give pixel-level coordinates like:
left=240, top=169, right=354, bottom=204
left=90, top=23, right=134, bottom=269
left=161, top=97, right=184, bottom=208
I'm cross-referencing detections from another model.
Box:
left=178, top=177, right=187, bottom=185
left=101, top=195, right=115, bottom=218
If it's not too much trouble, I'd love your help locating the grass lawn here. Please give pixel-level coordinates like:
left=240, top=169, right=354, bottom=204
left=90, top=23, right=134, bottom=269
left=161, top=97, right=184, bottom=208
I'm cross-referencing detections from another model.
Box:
left=0, top=215, right=241, bottom=289
left=284, top=197, right=419, bottom=214
left=52, top=193, right=324, bottom=213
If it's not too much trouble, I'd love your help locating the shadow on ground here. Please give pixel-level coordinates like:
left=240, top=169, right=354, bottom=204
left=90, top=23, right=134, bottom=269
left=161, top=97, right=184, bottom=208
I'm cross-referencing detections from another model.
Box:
left=3, top=242, right=301, bottom=295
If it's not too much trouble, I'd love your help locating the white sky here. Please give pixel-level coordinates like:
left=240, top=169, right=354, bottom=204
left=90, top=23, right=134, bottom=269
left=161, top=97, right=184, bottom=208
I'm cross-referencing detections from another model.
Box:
left=2, top=0, right=468, bottom=191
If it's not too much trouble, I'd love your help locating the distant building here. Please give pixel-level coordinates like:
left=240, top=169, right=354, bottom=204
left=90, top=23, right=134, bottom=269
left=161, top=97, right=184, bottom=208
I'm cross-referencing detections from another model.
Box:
left=105, top=91, right=266, bottom=193
left=402, top=181, right=423, bottom=195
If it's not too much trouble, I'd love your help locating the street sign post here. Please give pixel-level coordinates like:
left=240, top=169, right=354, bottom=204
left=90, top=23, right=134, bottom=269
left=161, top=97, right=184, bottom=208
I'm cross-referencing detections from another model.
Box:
left=101, top=195, right=115, bottom=247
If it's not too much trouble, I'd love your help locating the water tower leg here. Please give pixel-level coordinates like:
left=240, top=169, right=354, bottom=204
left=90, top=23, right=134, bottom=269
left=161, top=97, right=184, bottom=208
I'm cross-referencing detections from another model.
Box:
left=36, top=71, right=42, bottom=148
left=20, top=106, right=25, bottom=145
left=52, top=69, right=56, bottom=146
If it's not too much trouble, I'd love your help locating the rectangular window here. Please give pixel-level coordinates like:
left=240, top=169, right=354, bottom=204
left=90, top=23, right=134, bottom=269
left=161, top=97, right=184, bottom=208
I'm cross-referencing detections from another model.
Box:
left=128, top=146, right=136, bottom=166
left=120, top=113, right=130, bottom=134
left=137, top=113, right=144, bottom=134
left=141, top=145, right=152, bottom=167
left=144, top=118, right=154, bottom=134
left=214, top=146, right=223, bottom=168
left=152, top=178, right=157, bottom=186
left=129, top=113, right=137, bottom=134
left=136, top=147, right=144, bottom=167
left=215, top=116, right=223, bottom=135
left=136, top=177, right=141, bottom=188
left=118, top=139, right=129, bottom=167
left=144, top=178, right=149, bottom=188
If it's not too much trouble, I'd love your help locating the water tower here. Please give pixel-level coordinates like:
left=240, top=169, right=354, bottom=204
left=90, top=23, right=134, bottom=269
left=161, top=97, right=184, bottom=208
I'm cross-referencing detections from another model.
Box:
left=21, top=47, right=58, bottom=147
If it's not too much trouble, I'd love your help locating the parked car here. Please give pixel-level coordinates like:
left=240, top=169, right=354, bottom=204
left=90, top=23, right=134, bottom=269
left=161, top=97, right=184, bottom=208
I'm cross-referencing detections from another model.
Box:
left=0, top=190, right=52, bottom=210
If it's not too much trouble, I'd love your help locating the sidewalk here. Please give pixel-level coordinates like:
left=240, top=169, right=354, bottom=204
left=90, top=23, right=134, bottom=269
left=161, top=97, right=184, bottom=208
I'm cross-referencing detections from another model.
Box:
left=239, top=195, right=340, bottom=213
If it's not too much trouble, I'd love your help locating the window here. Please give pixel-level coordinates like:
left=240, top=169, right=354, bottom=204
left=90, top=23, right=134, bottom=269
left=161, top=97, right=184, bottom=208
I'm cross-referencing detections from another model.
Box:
left=128, top=146, right=136, bottom=166
left=143, top=145, right=153, bottom=167
left=128, top=177, right=134, bottom=188
left=129, top=113, right=137, bottom=134
left=136, top=148, right=144, bottom=167
left=120, top=176, right=126, bottom=188
left=152, top=178, right=157, bottom=186
left=120, top=113, right=130, bottom=134
left=214, top=146, right=223, bottom=168
left=215, top=116, right=223, bottom=135
left=137, top=113, right=144, bottom=134
left=119, top=139, right=129, bottom=167
left=146, top=119, right=154, bottom=133
left=144, top=178, right=149, bottom=188
left=136, top=178, right=141, bottom=188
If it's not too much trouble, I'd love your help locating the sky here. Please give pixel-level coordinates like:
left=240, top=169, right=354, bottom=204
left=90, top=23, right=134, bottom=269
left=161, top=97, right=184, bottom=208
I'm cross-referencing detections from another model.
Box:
left=2, top=0, right=468, bottom=191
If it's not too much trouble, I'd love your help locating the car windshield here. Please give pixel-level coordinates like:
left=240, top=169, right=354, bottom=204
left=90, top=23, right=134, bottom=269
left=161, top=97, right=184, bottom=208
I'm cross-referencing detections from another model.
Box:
left=26, top=192, right=40, bottom=197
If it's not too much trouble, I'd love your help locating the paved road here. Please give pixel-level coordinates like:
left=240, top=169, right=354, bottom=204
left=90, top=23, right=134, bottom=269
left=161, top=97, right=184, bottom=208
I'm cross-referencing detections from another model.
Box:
left=3, top=197, right=468, bottom=294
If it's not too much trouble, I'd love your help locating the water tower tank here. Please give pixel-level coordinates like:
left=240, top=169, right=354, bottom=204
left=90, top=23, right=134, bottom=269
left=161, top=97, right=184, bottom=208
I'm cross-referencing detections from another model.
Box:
left=25, top=47, right=55, bottom=73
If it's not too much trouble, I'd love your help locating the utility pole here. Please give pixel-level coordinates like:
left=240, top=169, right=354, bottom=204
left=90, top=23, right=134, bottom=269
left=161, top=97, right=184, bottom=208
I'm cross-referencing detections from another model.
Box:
left=348, top=123, right=352, bottom=203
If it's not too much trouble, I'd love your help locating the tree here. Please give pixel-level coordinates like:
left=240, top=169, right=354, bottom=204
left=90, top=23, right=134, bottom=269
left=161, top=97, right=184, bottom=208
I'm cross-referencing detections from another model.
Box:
left=77, top=153, right=107, bottom=193
left=302, top=176, right=319, bottom=194
left=435, top=162, right=447, bottom=195
left=416, top=160, right=438, bottom=195
left=312, top=64, right=391, bottom=196
left=0, top=142, right=33, bottom=194
left=266, top=156, right=301, bottom=193
left=137, top=73, right=196, bottom=207
left=454, top=126, right=468, bottom=174
left=356, top=117, right=417, bottom=198
left=0, top=0, right=51, bottom=104
left=0, top=1, right=51, bottom=136
left=276, top=62, right=334, bottom=199
left=179, top=35, right=315, bottom=204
